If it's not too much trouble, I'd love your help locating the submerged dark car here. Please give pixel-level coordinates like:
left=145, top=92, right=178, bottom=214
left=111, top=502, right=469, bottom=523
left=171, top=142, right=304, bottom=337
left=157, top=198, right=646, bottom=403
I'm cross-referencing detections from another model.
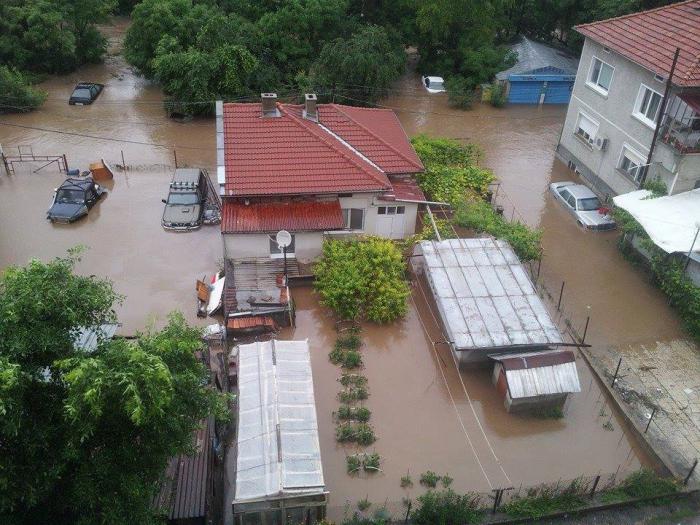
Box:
left=68, top=82, right=104, bottom=105
left=47, top=178, right=106, bottom=223
left=162, top=168, right=206, bottom=231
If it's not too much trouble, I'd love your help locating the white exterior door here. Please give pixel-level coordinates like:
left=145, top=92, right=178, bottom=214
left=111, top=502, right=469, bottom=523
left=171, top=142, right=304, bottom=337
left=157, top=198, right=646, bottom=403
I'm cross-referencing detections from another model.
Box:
left=376, top=205, right=405, bottom=239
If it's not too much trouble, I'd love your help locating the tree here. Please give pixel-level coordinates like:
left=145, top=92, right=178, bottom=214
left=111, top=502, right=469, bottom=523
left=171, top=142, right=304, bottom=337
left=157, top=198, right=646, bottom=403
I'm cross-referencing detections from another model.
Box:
left=0, top=250, right=227, bottom=524
left=0, top=66, right=47, bottom=113
left=311, top=25, right=406, bottom=102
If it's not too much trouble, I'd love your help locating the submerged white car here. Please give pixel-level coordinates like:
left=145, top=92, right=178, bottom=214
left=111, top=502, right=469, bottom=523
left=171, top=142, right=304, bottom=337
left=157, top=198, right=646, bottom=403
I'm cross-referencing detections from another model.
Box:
left=422, top=76, right=446, bottom=93
left=550, top=182, right=616, bottom=231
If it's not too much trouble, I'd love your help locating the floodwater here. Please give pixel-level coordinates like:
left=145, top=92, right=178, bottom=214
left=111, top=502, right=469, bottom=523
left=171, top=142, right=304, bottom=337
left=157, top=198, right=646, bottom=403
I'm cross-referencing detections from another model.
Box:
left=0, top=19, right=689, bottom=521
left=283, top=287, right=652, bottom=519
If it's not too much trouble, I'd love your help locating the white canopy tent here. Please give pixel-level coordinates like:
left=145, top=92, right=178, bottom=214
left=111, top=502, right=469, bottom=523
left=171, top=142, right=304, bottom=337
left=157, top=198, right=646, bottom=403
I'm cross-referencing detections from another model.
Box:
left=613, top=189, right=700, bottom=254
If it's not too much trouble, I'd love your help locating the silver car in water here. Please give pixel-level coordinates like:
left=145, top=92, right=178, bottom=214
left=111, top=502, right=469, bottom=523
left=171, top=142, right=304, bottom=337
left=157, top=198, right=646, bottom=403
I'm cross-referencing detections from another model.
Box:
left=549, top=181, right=616, bottom=230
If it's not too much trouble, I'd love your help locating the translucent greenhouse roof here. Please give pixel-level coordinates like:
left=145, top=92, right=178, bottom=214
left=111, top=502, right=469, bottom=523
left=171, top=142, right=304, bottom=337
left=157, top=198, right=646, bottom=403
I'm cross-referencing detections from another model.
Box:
left=234, top=339, right=325, bottom=504
left=416, top=238, right=564, bottom=350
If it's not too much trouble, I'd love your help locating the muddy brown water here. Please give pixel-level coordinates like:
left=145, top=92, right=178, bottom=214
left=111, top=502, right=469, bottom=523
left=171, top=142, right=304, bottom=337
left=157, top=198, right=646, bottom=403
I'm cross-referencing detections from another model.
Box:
left=0, top=20, right=688, bottom=521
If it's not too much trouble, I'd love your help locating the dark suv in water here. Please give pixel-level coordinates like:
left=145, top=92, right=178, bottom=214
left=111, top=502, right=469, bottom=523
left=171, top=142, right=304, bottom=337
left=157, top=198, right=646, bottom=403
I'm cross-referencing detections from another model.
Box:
left=69, top=82, right=104, bottom=105
left=47, top=177, right=106, bottom=223
left=161, top=168, right=207, bottom=231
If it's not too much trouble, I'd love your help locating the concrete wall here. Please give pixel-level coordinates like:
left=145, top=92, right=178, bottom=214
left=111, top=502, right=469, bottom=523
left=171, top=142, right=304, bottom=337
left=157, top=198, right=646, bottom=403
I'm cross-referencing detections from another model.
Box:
left=654, top=144, right=700, bottom=194
left=557, top=38, right=667, bottom=198
left=223, top=232, right=324, bottom=263
left=338, top=194, right=418, bottom=239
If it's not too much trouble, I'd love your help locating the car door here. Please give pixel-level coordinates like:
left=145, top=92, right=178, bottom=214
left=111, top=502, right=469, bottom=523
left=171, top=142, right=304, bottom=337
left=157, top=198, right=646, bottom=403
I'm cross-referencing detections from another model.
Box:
left=558, top=188, right=576, bottom=216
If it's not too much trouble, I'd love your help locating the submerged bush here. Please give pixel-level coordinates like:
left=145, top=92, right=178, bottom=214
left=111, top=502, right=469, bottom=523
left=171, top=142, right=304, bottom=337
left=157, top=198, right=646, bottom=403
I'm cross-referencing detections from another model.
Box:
left=445, top=76, right=476, bottom=109
left=489, top=81, right=507, bottom=108
left=411, top=489, right=484, bottom=525
left=0, top=66, right=46, bottom=113
left=417, top=165, right=494, bottom=205
left=502, top=482, right=586, bottom=518
left=411, top=135, right=482, bottom=168
left=315, top=237, right=409, bottom=323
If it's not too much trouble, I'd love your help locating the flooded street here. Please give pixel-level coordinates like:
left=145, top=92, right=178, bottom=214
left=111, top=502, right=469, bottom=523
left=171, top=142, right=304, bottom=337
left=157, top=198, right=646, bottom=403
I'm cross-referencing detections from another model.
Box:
left=0, top=20, right=693, bottom=522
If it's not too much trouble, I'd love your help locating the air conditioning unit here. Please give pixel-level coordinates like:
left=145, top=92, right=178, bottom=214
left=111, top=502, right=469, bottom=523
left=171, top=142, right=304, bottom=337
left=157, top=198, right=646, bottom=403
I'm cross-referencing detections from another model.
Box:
left=593, top=136, right=608, bottom=151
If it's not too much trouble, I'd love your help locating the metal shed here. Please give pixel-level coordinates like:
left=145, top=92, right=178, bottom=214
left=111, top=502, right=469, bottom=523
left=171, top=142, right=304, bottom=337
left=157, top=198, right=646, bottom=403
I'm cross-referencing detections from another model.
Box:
left=490, top=350, right=581, bottom=413
left=232, top=339, right=327, bottom=524
left=412, top=238, right=564, bottom=367
left=496, top=36, right=578, bottom=105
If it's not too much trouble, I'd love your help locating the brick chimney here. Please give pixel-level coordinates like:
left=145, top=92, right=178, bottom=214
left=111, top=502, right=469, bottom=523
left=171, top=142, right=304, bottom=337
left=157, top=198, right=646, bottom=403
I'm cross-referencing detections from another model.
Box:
left=261, top=93, right=279, bottom=117
left=303, top=93, right=318, bottom=122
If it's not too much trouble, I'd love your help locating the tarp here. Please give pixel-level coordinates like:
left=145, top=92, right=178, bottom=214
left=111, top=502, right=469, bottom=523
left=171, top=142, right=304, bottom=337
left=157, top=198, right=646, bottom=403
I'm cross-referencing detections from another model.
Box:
left=613, top=189, right=700, bottom=254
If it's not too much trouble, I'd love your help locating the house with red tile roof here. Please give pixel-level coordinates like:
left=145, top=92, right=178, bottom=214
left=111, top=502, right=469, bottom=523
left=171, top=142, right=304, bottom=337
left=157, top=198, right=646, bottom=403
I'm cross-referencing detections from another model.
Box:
left=215, top=93, right=425, bottom=263
left=556, top=0, right=700, bottom=198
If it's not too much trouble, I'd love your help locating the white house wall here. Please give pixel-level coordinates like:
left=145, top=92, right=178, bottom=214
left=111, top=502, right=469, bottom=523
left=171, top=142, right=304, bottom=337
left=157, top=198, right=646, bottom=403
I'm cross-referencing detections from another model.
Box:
left=339, top=194, right=418, bottom=239
left=223, top=232, right=324, bottom=263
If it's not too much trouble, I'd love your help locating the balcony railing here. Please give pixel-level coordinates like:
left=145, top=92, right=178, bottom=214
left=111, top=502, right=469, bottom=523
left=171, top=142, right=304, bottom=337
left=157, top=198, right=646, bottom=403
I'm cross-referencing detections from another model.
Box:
left=658, top=94, right=700, bottom=155
left=659, top=121, right=700, bottom=154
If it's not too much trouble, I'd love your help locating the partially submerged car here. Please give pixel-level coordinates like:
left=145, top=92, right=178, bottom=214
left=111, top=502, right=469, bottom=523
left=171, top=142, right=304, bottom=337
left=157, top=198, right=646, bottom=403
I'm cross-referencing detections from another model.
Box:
left=47, top=177, right=105, bottom=223
left=161, top=168, right=207, bottom=231
left=69, top=82, right=104, bottom=105
left=422, top=76, right=446, bottom=93
left=550, top=181, right=616, bottom=231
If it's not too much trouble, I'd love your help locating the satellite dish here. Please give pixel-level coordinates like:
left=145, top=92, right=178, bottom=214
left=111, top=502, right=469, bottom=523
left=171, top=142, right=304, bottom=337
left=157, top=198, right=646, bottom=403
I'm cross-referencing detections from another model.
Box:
left=276, top=230, right=292, bottom=248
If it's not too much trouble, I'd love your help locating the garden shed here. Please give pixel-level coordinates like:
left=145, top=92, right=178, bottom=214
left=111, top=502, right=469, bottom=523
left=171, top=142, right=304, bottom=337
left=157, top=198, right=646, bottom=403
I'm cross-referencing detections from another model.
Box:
left=490, top=350, right=581, bottom=413
left=232, top=339, right=327, bottom=524
left=412, top=238, right=565, bottom=367
left=496, top=36, right=578, bottom=105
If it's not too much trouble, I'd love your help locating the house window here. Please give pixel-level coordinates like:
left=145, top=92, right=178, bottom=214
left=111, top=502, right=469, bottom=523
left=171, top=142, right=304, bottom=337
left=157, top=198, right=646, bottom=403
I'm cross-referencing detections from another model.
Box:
left=633, top=85, right=663, bottom=127
left=588, top=57, right=614, bottom=94
left=618, top=145, right=646, bottom=183
left=269, top=234, right=295, bottom=258
left=342, top=208, right=364, bottom=230
left=574, top=112, right=599, bottom=145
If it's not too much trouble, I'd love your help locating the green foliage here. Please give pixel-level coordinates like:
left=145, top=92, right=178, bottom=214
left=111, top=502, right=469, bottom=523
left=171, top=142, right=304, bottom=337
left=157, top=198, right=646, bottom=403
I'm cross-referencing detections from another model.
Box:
left=531, top=405, right=564, bottom=419
left=335, top=333, right=362, bottom=351
left=411, top=489, right=484, bottom=525
left=502, top=481, right=587, bottom=518
left=355, top=423, right=377, bottom=445
left=651, top=258, right=700, bottom=340
left=339, top=373, right=368, bottom=387
left=0, top=66, right=47, bottom=113
left=337, top=404, right=371, bottom=422
left=420, top=470, right=441, bottom=488
left=311, top=24, right=406, bottom=102
left=602, top=469, right=678, bottom=503
left=613, top=207, right=648, bottom=238
left=417, top=165, right=494, bottom=205
left=357, top=497, right=372, bottom=511
left=411, top=134, right=482, bottom=168
left=363, top=453, right=381, bottom=472
left=441, top=474, right=453, bottom=488
left=489, top=81, right=507, bottom=108
left=642, top=178, right=668, bottom=198
left=454, top=197, right=542, bottom=261
left=347, top=454, right=362, bottom=474
left=335, top=422, right=376, bottom=445
left=314, top=237, right=409, bottom=323
left=0, top=251, right=226, bottom=523
left=400, top=474, right=413, bottom=488
left=445, top=76, right=476, bottom=109
left=338, top=385, right=369, bottom=402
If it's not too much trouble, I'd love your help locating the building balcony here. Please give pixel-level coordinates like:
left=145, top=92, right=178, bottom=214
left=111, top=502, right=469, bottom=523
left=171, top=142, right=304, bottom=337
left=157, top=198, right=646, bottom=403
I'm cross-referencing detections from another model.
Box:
left=658, top=92, right=700, bottom=155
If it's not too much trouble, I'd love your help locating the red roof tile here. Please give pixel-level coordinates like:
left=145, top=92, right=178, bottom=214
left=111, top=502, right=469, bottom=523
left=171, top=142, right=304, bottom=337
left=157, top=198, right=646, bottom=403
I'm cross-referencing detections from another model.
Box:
left=222, top=102, right=422, bottom=197
left=576, top=0, right=700, bottom=87
left=381, top=177, right=427, bottom=202
left=221, top=200, right=345, bottom=233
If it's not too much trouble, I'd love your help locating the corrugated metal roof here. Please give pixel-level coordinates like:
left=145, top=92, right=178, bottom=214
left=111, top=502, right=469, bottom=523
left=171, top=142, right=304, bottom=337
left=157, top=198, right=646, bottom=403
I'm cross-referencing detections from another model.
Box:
left=227, top=316, right=277, bottom=331
left=380, top=176, right=427, bottom=202
left=73, top=323, right=119, bottom=352
left=221, top=200, right=345, bottom=233
left=491, top=350, right=581, bottom=399
left=234, top=339, right=325, bottom=503
left=153, top=418, right=213, bottom=520
left=576, top=0, right=700, bottom=87
left=416, top=238, right=564, bottom=350
left=496, top=36, right=579, bottom=80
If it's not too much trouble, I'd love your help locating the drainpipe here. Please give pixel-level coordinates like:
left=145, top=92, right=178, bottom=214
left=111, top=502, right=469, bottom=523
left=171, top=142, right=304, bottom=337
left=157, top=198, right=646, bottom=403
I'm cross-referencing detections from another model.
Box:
left=640, top=47, right=680, bottom=187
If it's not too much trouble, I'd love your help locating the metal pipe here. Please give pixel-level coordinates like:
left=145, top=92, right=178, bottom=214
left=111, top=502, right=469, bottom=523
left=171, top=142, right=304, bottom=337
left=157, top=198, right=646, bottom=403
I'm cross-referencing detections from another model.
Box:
left=683, top=226, right=699, bottom=273
left=640, top=47, right=680, bottom=187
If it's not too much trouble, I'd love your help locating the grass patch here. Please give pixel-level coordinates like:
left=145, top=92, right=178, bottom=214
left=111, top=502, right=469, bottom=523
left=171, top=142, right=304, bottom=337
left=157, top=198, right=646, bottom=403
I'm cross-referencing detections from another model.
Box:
left=411, top=489, right=484, bottom=525
left=502, top=484, right=586, bottom=519
left=347, top=455, right=362, bottom=474
left=602, top=469, right=678, bottom=503
left=420, top=471, right=441, bottom=488
left=364, top=453, right=381, bottom=472
left=330, top=349, right=363, bottom=369
left=336, top=333, right=362, bottom=351
left=336, top=423, right=376, bottom=445
left=337, top=404, right=371, bottom=422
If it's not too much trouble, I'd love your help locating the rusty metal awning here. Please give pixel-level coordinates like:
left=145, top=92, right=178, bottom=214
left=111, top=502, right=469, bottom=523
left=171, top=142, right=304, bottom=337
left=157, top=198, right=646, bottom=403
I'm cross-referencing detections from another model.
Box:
left=222, top=200, right=345, bottom=233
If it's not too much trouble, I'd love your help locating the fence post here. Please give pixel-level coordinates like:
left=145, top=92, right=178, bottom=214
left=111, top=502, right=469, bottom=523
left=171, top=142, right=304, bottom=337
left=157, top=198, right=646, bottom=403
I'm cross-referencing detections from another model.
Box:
left=611, top=358, right=622, bottom=387
left=589, top=475, right=600, bottom=498
left=684, top=459, right=698, bottom=485
left=645, top=406, right=657, bottom=433
left=557, top=281, right=565, bottom=310
left=121, top=150, right=126, bottom=170
left=404, top=499, right=411, bottom=523
left=62, top=154, right=68, bottom=173
left=491, top=489, right=502, bottom=514
left=173, top=149, right=178, bottom=168
left=581, top=316, right=590, bottom=344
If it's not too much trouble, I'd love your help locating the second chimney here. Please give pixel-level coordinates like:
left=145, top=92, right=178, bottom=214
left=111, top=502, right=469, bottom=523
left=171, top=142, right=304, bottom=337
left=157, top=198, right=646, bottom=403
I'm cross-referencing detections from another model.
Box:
left=261, top=93, right=279, bottom=117
left=304, top=93, right=318, bottom=122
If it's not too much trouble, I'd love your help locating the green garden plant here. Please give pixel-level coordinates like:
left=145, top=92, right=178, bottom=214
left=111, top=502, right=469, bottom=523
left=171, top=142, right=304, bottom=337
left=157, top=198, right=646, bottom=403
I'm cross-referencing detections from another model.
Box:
left=401, top=473, right=413, bottom=488
left=445, top=76, right=477, bottom=109
left=338, top=386, right=369, bottom=403
left=411, top=489, right=484, bottom=525
left=337, top=405, right=371, bottom=422
left=357, top=497, right=372, bottom=511
left=501, top=481, right=586, bottom=519
left=363, top=453, right=381, bottom=472
left=347, top=455, right=362, bottom=474
left=339, top=373, right=368, bottom=388
left=420, top=471, right=441, bottom=488
left=355, top=423, right=377, bottom=446
left=335, top=333, right=362, bottom=351
left=489, top=81, right=507, bottom=108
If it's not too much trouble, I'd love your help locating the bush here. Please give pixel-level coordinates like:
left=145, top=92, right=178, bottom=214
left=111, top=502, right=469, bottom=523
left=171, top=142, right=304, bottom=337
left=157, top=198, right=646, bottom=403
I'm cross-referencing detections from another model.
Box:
left=338, top=386, right=369, bottom=402
left=445, top=76, right=476, bottom=109
left=420, top=471, right=441, bottom=488
left=339, top=373, right=368, bottom=388
left=347, top=455, right=362, bottom=474
left=410, top=135, right=482, bottom=168
left=364, top=453, right=381, bottom=472
left=329, top=348, right=363, bottom=369
left=454, top=197, right=542, bottom=261
left=489, top=81, right=507, bottom=108
left=335, top=423, right=376, bottom=445
left=337, top=405, right=371, bottom=422
left=0, top=66, right=46, bottom=113
left=314, top=237, right=409, bottom=323
left=502, top=482, right=586, bottom=518
left=335, top=334, right=362, bottom=351
left=603, top=469, right=678, bottom=501
left=417, top=165, right=494, bottom=205
left=411, top=489, right=484, bottom=525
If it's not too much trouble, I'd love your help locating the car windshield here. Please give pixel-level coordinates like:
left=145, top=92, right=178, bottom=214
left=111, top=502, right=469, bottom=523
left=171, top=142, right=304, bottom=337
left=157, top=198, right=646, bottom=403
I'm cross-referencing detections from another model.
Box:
left=167, top=192, right=198, bottom=205
left=56, top=189, right=85, bottom=204
left=72, top=88, right=92, bottom=98
left=577, top=197, right=601, bottom=211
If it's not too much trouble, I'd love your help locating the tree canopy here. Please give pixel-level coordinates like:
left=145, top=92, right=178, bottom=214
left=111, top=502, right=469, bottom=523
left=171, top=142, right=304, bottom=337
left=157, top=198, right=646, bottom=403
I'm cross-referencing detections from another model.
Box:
left=0, top=250, right=227, bottom=524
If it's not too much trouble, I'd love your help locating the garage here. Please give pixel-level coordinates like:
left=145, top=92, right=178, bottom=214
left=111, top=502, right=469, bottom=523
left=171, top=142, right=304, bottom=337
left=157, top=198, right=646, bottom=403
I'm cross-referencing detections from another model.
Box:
left=495, top=36, right=579, bottom=106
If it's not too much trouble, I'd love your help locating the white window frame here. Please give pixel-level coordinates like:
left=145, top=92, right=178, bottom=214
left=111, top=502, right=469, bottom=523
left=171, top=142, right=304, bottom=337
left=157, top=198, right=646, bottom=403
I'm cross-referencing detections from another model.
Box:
left=269, top=234, right=295, bottom=259
left=341, top=208, right=365, bottom=231
left=633, top=84, right=663, bottom=129
left=377, top=205, right=405, bottom=216
left=587, top=57, right=614, bottom=96
left=617, top=144, right=646, bottom=183
left=574, top=111, right=599, bottom=146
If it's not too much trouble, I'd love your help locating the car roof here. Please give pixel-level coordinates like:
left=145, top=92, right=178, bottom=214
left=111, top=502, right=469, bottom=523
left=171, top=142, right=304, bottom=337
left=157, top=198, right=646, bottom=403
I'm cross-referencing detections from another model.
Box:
left=172, top=168, right=202, bottom=185
left=425, top=76, right=444, bottom=82
left=559, top=183, right=597, bottom=199
left=59, top=177, right=94, bottom=190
